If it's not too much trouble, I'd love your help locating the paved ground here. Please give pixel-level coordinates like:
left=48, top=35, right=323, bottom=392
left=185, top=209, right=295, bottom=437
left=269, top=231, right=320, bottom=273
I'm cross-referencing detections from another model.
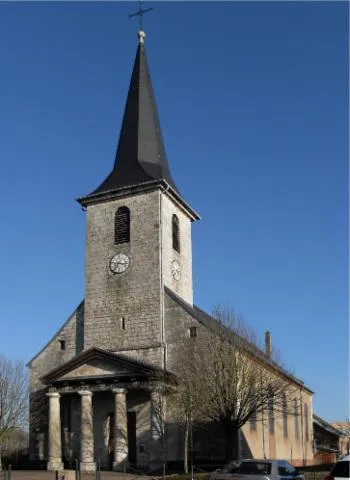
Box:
left=0, top=472, right=153, bottom=480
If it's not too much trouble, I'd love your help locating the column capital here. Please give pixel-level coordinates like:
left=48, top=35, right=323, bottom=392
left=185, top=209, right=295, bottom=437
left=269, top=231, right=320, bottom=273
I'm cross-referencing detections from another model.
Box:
left=112, top=388, right=126, bottom=395
left=78, top=390, right=93, bottom=397
left=46, top=391, right=60, bottom=398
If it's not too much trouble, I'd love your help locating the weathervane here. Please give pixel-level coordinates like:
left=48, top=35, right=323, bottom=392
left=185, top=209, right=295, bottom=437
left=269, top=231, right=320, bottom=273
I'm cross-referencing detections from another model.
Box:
left=129, top=1, right=153, bottom=43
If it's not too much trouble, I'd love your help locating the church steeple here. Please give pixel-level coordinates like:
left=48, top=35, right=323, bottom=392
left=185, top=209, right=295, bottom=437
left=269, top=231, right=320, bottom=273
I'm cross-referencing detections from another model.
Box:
left=79, top=30, right=179, bottom=204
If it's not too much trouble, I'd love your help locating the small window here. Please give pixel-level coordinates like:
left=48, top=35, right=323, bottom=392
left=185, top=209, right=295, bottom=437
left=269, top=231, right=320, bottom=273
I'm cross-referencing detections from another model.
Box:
left=59, top=340, right=65, bottom=351
left=189, top=327, right=197, bottom=338
left=121, top=317, right=126, bottom=331
left=172, top=215, right=180, bottom=253
left=115, top=206, right=130, bottom=244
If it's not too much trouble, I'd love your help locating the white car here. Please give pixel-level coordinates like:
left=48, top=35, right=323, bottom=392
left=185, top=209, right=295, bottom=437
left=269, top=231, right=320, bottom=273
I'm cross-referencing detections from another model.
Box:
left=210, top=459, right=304, bottom=480
left=325, top=455, right=350, bottom=480
left=209, top=461, right=240, bottom=480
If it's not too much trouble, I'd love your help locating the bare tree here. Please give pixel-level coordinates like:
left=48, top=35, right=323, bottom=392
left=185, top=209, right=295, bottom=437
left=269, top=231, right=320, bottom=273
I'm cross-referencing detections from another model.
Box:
left=173, top=307, right=297, bottom=464
left=169, top=339, right=207, bottom=473
left=1, top=429, right=28, bottom=456
left=0, top=355, right=28, bottom=469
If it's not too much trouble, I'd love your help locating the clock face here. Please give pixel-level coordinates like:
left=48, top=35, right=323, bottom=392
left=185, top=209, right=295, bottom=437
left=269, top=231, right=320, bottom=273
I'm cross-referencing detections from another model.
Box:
left=110, top=253, right=130, bottom=274
left=171, top=260, right=181, bottom=281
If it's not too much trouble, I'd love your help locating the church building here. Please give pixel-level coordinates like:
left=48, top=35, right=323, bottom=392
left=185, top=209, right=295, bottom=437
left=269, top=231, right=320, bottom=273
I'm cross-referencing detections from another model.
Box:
left=28, top=28, right=314, bottom=472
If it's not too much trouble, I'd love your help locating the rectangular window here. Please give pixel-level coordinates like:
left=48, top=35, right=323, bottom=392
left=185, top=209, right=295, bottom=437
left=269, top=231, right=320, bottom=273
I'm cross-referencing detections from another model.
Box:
left=59, top=340, right=65, bottom=351
left=189, top=327, right=198, bottom=338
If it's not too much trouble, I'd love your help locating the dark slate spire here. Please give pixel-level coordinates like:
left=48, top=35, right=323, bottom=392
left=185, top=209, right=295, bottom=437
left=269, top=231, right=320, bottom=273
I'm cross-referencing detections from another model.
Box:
left=88, top=30, right=178, bottom=197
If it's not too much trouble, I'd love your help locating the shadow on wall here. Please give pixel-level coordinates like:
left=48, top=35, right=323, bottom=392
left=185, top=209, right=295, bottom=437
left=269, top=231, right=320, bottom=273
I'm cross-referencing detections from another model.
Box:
left=30, top=388, right=49, bottom=462
left=75, top=302, right=84, bottom=356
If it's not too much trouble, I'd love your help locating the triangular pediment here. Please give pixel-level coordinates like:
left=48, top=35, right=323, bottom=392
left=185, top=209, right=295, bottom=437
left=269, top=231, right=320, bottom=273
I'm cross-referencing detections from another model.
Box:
left=59, top=358, right=131, bottom=380
left=41, top=347, right=169, bottom=385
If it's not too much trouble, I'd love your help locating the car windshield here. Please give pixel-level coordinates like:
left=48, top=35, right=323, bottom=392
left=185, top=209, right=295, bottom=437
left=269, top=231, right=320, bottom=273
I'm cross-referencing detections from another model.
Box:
left=237, top=462, right=272, bottom=475
left=222, top=462, right=239, bottom=473
left=331, top=461, right=350, bottom=478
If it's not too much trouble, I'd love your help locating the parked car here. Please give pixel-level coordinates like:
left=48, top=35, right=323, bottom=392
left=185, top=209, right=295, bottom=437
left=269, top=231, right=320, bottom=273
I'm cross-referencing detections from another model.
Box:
left=324, top=455, right=350, bottom=480
left=210, top=459, right=304, bottom=480
left=209, top=461, right=240, bottom=480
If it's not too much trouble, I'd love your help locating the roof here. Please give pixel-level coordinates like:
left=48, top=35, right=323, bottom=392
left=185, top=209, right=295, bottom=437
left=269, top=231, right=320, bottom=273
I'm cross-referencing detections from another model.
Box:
left=313, top=414, right=345, bottom=437
left=331, top=422, right=350, bottom=434
left=78, top=38, right=179, bottom=204
left=26, top=301, right=84, bottom=367
left=41, top=347, right=175, bottom=385
left=165, top=287, right=313, bottom=393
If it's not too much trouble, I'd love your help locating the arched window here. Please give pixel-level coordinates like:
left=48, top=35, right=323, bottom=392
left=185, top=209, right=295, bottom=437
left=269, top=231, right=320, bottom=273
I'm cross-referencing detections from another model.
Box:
left=115, top=206, right=130, bottom=244
left=304, top=403, right=309, bottom=441
left=172, top=215, right=180, bottom=252
left=294, top=398, right=299, bottom=440
left=282, top=393, right=288, bottom=438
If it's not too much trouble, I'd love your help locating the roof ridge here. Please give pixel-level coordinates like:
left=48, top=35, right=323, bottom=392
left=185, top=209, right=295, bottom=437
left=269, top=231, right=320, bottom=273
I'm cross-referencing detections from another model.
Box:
left=164, top=287, right=312, bottom=393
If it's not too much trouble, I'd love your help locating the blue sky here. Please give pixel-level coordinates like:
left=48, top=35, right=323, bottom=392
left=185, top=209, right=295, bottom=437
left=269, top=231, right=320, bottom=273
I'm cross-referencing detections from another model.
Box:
left=0, top=2, right=348, bottom=422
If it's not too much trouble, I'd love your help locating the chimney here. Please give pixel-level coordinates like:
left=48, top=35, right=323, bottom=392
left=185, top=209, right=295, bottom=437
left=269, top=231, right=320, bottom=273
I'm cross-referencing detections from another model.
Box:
left=265, top=330, right=272, bottom=359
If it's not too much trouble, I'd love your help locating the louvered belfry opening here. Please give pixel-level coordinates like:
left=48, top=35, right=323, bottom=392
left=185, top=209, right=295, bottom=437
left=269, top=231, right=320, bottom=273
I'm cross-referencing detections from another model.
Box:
left=172, top=214, right=180, bottom=252
left=115, top=206, right=130, bottom=244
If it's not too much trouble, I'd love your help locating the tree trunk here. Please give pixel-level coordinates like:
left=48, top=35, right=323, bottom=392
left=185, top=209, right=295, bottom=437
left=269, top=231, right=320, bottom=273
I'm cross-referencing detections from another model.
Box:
left=184, top=422, right=189, bottom=474
left=224, top=422, right=234, bottom=462
left=234, top=430, right=241, bottom=462
left=223, top=421, right=240, bottom=462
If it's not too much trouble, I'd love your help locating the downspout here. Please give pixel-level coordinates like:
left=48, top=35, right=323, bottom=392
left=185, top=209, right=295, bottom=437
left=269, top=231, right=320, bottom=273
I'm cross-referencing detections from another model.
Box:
left=260, top=373, right=266, bottom=459
left=300, top=388, right=305, bottom=465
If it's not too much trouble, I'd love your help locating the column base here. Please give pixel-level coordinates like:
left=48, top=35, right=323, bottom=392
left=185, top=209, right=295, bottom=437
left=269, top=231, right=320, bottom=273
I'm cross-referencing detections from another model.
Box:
left=80, top=461, right=96, bottom=472
left=113, top=460, right=128, bottom=472
left=47, top=460, right=64, bottom=471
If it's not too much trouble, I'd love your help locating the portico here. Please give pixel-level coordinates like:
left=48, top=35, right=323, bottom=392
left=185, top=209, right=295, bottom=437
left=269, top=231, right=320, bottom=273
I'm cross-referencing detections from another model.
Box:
left=41, top=348, right=174, bottom=472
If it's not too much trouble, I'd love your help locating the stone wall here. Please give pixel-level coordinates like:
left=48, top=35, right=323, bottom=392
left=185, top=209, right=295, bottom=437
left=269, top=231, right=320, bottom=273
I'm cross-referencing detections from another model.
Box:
left=161, top=193, right=194, bottom=306
left=28, top=302, right=84, bottom=461
left=163, top=290, right=314, bottom=466
left=241, top=385, right=314, bottom=465
left=84, top=191, right=163, bottom=356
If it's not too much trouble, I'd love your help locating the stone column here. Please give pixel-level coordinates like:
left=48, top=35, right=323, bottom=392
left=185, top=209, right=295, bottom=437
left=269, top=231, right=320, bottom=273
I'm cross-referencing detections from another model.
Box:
left=112, top=388, right=128, bottom=471
left=78, top=390, right=96, bottom=472
left=47, top=391, right=64, bottom=471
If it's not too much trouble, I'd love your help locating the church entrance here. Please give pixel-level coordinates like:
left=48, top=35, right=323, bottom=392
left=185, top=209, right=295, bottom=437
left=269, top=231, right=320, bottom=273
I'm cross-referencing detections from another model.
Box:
left=127, top=411, right=137, bottom=465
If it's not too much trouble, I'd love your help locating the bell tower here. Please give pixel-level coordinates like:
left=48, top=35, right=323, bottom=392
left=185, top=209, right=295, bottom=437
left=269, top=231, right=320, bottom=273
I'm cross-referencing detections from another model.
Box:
left=77, top=31, right=199, bottom=360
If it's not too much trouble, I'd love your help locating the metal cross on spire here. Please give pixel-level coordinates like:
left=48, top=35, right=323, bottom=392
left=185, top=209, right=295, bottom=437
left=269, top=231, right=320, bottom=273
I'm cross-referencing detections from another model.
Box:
left=129, top=1, right=153, bottom=37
